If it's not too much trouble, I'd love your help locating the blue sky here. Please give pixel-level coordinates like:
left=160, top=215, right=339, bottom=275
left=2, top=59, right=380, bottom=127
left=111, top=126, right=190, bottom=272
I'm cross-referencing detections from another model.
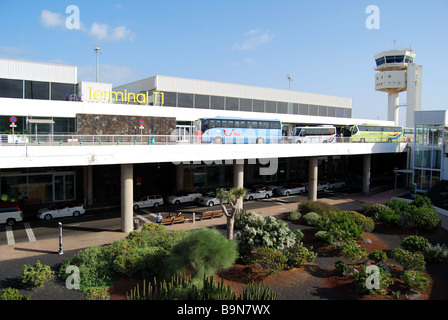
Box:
left=0, top=0, right=447, bottom=125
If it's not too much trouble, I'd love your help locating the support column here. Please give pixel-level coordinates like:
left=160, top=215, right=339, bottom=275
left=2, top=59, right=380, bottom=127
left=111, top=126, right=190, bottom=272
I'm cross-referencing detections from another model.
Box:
left=233, top=160, right=244, bottom=210
left=388, top=93, right=399, bottom=126
left=176, top=163, right=184, bottom=192
left=83, top=166, right=93, bottom=206
left=308, top=157, right=318, bottom=201
left=121, top=164, right=133, bottom=233
left=362, top=154, right=371, bottom=194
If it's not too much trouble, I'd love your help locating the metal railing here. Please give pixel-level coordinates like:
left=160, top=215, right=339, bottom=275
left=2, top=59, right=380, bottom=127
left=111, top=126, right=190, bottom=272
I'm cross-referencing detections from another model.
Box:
left=0, top=134, right=411, bottom=147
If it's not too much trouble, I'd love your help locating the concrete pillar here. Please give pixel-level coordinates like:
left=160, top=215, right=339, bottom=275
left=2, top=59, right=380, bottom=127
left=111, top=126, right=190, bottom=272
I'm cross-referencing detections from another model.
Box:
left=362, top=154, right=371, bottom=194
left=308, top=157, right=318, bottom=201
left=121, top=164, right=134, bottom=233
left=233, top=160, right=244, bottom=210
left=83, top=166, right=93, bottom=206
left=388, top=92, right=399, bottom=126
left=176, top=163, right=184, bottom=192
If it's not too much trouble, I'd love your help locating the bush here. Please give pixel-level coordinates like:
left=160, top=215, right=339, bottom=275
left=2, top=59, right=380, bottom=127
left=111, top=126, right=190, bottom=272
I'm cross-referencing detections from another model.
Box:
left=84, top=287, right=110, bottom=300
left=412, top=195, right=434, bottom=209
left=313, top=230, right=334, bottom=244
left=354, top=265, right=394, bottom=295
left=21, top=260, right=54, bottom=287
left=0, top=288, right=30, bottom=300
left=298, top=201, right=338, bottom=215
left=363, top=203, right=389, bottom=221
left=302, top=212, right=321, bottom=226
left=368, top=250, right=388, bottom=263
left=284, top=242, right=317, bottom=268
left=250, top=247, right=287, bottom=275
left=169, top=228, right=238, bottom=279
left=236, top=213, right=297, bottom=252
left=384, top=199, right=411, bottom=214
left=335, top=260, right=349, bottom=275
left=345, top=211, right=375, bottom=233
left=400, top=271, right=430, bottom=292
left=424, top=243, right=448, bottom=263
left=341, top=240, right=367, bottom=266
left=287, top=210, right=302, bottom=221
left=379, top=209, right=401, bottom=226
left=401, top=235, right=430, bottom=252
left=317, top=211, right=364, bottom=239
left=411, top=207, right=441, bottom=231
left=391, top=247, right=426, bottom=271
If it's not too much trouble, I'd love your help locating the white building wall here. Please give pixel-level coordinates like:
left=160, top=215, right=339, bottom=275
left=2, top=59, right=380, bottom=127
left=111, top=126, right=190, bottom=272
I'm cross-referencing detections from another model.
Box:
left=0, top=58, right=77, bottom=84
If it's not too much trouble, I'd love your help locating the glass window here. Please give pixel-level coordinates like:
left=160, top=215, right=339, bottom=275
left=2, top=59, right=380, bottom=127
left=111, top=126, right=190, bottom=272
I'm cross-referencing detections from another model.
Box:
left=247, top=121, right=258, bottom=128
left=270, top=121, right=281, bottom=129
left=194, top=94, right=209, bottom=109
left=25, top=81, right=49, bottom=100
left=222, top=120, right=234, bottom=128
left=299, top=104, right=308, bottom=115
left=259, top=121, right=269, bottom=129
left=51, top=83, right=75, bottom=101
left=240, top=98, right=252, bottom=112
left=211, top=96, right=225, bottom=110
left=0, top=79, right=23, bottom=98
left=253, top=100, right=264, bottom=112
left=318, top=106, right=327, bottom=117
left=178, top=93, right=193, bottom=108
left=277, top=102, right=287, bottom=114
left=163, top=92, right=177, bottom=107
left=335, top=108, right=345, bottom=118
left=265, top=101, right=276, bottom=113
left=235, top=120, right=246, bottom=128
left=225, top=97, right=238, bottom=111
left=432, top=149, right=441, bottom=169
left=327, top=107, right=335, bottom=117
left=308, top=105, right=318, bottom=116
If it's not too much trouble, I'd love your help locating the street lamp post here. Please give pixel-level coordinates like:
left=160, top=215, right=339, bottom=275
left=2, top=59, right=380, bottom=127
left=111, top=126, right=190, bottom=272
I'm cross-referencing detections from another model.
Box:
left=94, top=46, right=101, bottom=83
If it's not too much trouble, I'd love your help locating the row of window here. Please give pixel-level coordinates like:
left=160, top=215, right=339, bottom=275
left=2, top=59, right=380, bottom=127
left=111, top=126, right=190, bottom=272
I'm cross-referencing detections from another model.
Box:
left=0, top=78, right=76, bottom=101
left=0, top=116, right=75, bottom=134
left=203, top=119, right=281, bottom=131
left=375, top=55, right=414, bottom=67
left=148, top=91, right=351, bottom=118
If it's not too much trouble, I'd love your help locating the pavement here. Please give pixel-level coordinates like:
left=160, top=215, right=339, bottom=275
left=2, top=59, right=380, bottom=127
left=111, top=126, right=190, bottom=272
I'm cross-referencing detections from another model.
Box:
left=1, top=187, right=447, bottom=263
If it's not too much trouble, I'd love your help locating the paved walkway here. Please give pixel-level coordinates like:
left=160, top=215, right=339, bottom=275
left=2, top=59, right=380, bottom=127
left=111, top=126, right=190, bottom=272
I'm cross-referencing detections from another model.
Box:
left=1, top=187, right=446, bottom=262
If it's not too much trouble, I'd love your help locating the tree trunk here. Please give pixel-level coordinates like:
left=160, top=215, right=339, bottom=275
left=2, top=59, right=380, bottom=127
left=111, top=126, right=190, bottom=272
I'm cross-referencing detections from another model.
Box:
left=226, top=215, right=235, bottom=240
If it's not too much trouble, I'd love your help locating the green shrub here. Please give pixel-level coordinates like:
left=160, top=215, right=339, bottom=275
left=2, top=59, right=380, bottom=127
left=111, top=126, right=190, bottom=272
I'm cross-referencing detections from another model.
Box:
left=169, top=228, right=238, bottom=279
left=298, top=201, right=338, bottom=215
left=379, top=209, right=401, bottom=226
left=424, top=243, right=448, bottom=263
left=400, top=271, right=430, bottom=292
left=287, top=210, right=302, bottom=221
left=345, top=211, right=375, bottom=233
left=341, top=240, right=367, bottom=266
left=354, top=265, right=394, bottom=295
left=335, top=260, right=349, bottom=275
left=21, top=260, right=54, bottom=287
left=384, top=199, right=411, bottom=214
left=236, top=213, right=297, bottom=252
left=391, top=247, right=426, bottom=271
left=84, top=287, right=110, bottom=300
left=250, top=247, right=287, bottom=275
left=313, top=230, right=334, bottom=244
left=242, top=281, right=278, bottom=300
left=368, top=250, right=388, bottom=263
left=302, top=212, right=320, bottom=226
left=411, top=207, right=441, bottom=231
left=412, top=195, right=434, bottom=209
left=0, top=288, right=30, bottom=300
left=284, top=242, right=317, bottom=268
left=401, top=235, right=430, bottom=252
left=318, top=211, right=364, bottom=239
left=363, top=203, right=389, bottom=221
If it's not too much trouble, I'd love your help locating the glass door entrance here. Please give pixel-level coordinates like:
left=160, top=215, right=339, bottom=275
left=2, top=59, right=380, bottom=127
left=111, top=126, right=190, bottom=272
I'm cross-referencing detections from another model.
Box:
left=54, top=174, right=75, bottom=201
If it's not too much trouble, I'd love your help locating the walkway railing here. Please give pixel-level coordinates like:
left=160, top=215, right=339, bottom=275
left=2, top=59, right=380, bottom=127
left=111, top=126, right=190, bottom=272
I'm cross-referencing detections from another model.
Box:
left=0, top=134, right=411, bottom=147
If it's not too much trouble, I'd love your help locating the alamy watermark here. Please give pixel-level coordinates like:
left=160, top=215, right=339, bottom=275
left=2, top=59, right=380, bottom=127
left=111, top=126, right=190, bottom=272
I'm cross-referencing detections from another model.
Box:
left=65, top=5, right=80, bottom=30
left=365, top=265, right=380, bottom=290
left=65, top=265, right=80, bottom=290
left=365, top=5, right=380, bottom=30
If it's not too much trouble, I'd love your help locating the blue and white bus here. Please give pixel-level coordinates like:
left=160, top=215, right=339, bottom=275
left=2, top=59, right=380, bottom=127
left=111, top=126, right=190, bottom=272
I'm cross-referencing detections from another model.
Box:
left=194, top=117, right=282, bottom=144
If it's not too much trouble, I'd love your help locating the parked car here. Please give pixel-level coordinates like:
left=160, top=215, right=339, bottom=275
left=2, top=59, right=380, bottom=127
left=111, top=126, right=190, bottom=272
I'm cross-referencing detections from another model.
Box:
left=0, top=202, right=23, bottom=226
left=36, top=201, right=85, bottom=220
left=133, top=195, right=164, bottom=210
left=245, top=188, right=273, bottom=201
left=198, top=191, right=228, bottom=207
left=327, top=179, right=346, bottom=190
left=276, top=183, right=306, bottom=196
left=317, top=181, right=329, bottom=192
left=166, top=190, right=202, bottom=205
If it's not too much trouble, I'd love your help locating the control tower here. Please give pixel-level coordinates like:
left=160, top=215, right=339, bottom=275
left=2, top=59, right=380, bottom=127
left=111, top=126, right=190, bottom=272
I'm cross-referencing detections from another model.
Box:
left=374, top=49, right=422, bottom=127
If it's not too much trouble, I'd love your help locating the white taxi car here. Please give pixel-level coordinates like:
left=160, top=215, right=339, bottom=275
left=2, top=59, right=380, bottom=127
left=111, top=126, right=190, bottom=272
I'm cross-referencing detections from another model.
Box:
left=133, top=195, right=164, bottom=210
left=36, top=201, right=85, bottom=220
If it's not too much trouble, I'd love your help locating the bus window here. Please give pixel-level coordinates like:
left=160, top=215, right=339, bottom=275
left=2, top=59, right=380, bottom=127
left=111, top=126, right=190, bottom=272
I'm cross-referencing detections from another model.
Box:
left=248, top=121, right=258, bottom=128
left=270, top=121, right=281, bottom=129
left=259, top=121, right=269, bottom=129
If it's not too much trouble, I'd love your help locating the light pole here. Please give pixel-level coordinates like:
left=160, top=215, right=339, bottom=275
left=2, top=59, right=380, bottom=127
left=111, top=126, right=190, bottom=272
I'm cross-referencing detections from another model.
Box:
left=94, top=46, right=101, bottom=82
left=286, top=74, right=293, bottom=90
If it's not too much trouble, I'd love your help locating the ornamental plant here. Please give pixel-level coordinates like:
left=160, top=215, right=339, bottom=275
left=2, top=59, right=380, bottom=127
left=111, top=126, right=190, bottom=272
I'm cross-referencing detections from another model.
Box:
left=400, top=271, right=430, bottom=292
left=284, top=242, right=317, bottom=268
left=341, top=240, right=367, bottom=267
left=391, top=247, right=426, bottom=271
left=250, top=247, right=287, bottom=275
left=354, top=265, right=394, bottom=295
left=302, top=212, right=320, bottom=226
left=368, top=249, right=388, bottom=263
left=21, top=260, right=54, bottom=287
left=401, top=235, right=430, bottom=252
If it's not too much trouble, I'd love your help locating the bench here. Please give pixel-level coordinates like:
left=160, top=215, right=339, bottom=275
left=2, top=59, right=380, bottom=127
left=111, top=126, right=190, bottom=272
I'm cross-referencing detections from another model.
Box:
left=158, top=216, right=186, bottom=225
left=200, top=210, right=224, bottom=220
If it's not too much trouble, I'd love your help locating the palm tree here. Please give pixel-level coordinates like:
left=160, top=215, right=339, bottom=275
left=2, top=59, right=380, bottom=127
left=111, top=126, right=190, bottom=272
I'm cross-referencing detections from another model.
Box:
left=216, top=187, right=246, bottom=240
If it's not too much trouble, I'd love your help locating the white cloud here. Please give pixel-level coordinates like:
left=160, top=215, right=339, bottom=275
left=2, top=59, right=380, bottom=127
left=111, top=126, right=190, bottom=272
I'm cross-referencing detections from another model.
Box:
left=234, top=29, right=273, bottom=50
left=40, top=9, right=65, bottom=28
left=89, top=23, right=134, bottom=42
left=39, top=9, right=134, bottom=42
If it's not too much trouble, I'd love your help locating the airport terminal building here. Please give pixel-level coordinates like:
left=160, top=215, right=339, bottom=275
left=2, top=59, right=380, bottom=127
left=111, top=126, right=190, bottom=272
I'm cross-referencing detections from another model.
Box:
left=0, top=58, right=408, bottom=211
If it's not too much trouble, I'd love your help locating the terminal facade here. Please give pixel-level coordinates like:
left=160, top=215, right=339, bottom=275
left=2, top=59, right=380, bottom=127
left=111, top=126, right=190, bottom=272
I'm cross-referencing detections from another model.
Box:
left=0, top=58, right=416, bottom=230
